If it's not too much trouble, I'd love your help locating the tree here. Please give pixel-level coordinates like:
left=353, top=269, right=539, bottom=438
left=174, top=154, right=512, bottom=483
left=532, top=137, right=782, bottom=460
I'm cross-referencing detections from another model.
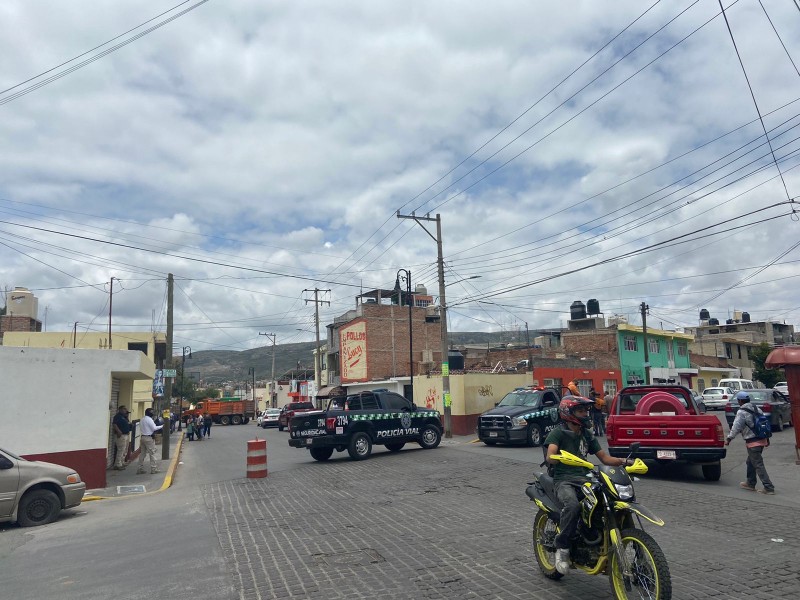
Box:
left=751, top=342, right=783, bottom=388
left=197, top=387, right=221, bottom=399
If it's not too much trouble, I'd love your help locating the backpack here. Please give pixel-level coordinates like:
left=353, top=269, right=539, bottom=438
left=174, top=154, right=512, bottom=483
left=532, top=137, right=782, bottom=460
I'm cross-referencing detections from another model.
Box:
left=741, top=407, right=772, bottom=439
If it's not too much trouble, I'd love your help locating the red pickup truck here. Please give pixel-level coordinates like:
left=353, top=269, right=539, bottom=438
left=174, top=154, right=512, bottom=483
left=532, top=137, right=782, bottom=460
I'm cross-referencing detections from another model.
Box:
left=606, top=385, right=726, bottom=481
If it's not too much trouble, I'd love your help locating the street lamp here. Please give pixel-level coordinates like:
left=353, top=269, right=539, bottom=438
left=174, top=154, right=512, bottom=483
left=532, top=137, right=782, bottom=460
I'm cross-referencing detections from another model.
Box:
left=179, top=346, right=192, bottom=431
left=394, top=269, right=413, bottom=401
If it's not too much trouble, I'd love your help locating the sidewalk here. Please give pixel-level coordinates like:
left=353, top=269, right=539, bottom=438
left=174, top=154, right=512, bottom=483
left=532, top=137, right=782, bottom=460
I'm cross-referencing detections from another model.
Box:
left=83, top=431, right=184, bottom=501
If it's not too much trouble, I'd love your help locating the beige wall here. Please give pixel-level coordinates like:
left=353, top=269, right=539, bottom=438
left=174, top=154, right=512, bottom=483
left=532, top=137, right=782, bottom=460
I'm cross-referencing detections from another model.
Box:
left=412, top=372, right=529, bottom=415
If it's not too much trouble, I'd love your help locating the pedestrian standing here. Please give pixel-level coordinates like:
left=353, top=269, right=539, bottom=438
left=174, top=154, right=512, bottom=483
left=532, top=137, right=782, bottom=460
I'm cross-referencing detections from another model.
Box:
left=112, top=405, right=131, bottom=470
left=137, top=408, right=163, bottom=474
left=592, top=392, right=606, bottom=436
left=203, top=412, right=212, bottom=438
left=170, top=411, right=177, bottom=434
left=186, top=415, right=195, bottom=441
left=195, top=413, right=204, bottom=440
left=726, top=391, right=775, bottom=495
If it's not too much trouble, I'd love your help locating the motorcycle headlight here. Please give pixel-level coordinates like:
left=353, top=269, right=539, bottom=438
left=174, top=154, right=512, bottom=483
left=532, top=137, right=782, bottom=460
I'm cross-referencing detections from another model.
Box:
left=614, top=483, right=634, bottom=500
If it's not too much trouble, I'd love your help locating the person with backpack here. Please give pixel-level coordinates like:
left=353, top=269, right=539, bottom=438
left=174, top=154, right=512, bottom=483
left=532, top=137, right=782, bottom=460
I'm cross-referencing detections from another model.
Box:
left=726, top=391, right=775, bottom=495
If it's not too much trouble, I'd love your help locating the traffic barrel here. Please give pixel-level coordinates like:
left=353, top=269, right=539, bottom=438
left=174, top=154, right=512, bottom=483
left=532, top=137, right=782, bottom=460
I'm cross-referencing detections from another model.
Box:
left=247, top=439, right=267, bottom=478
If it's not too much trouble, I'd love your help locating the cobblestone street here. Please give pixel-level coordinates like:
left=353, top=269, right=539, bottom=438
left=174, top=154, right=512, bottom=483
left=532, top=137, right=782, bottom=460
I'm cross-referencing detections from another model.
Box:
left=202, top=444, right=799, bottom=600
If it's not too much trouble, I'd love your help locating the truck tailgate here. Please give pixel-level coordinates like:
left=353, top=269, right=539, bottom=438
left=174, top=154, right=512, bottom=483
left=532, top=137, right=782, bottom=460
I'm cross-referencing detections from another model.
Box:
left=607, top=415, right=724, bottom=449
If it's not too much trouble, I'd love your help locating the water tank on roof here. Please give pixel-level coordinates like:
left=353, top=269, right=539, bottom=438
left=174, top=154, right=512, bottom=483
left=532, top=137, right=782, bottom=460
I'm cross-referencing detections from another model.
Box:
left=708, top=318, right=719, bottom=326
left=742, top=312, right=751, bottom=323
left=570, top=300, right=586, bottom=320
left=587, top=298, right=600, bottom=315
left=700, top=308, right=710, bottom=320
left=448, top=350, right=464, bottom=371
left=726, top=319, right=734, bottom=325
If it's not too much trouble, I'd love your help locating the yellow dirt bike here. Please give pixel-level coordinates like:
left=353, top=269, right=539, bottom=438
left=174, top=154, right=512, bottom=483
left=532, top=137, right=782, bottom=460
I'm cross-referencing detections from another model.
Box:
left=526, top=443, right=672, bottom=599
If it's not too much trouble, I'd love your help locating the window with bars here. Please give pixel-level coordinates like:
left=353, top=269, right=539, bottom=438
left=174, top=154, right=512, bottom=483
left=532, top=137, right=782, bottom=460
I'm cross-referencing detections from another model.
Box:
left=697, top=378, right=706, bottom=391
left=648, top=339, right=659, bottom=353
left=677, top=341, right=688, bottom=357
left=576, top=379, right=593, bottom=397
left=624, top=336, right=638, bottom=351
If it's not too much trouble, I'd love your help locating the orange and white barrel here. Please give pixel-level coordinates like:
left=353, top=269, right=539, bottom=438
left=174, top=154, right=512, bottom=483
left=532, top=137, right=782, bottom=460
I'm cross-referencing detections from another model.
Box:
left=246, top=439, right=268, bottom=478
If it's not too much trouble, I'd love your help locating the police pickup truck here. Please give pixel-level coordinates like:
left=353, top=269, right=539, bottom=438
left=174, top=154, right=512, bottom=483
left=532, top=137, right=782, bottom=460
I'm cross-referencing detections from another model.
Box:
left=476, top=386, right=561, bottom=447
left=287, top=389, right=443, bottom=461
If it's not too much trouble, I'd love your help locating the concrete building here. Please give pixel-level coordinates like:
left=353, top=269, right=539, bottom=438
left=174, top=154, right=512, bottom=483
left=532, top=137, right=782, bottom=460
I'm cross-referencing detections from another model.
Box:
left=3, top=330, right=167, bottom=419
left=0, top=346, right=154, bottom=488
left=685, top=310, right=795, bottom=346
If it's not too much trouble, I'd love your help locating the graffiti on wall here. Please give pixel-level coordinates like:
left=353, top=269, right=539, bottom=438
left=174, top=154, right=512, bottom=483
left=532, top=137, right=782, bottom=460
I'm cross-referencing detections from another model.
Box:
left=477, top=385, right=493, bottom=397
left=424, top=387, right=440, bottom=410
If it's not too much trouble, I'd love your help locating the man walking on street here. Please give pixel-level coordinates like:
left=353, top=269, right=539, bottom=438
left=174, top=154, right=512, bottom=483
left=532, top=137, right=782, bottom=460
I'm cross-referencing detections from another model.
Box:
left=726, top=391, right=775, bottom=495
left=112, top=405, right=131, bottom=470
left=137, top=407, right=163, bottom=474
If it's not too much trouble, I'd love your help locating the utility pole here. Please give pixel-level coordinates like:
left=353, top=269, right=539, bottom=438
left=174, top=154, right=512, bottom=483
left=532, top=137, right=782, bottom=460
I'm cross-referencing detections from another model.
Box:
left=108, top=277, right=117, bottom=349
left=641, top=301, right=651, bottom=385
left=525, top=321, right=534, bottom=384
left=397, top=211, right=453, bottom=438
left=260, top=332, right=276, bottom=407
left=304, top=289, right=330, bottom=408
left=163, top=274, right=173, bottom=456
left=73, top=322, right=78, bottom=348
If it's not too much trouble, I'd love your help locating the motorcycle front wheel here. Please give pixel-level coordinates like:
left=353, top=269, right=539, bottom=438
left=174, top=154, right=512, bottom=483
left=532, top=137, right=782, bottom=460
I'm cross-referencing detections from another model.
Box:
left=609, top=528, right=671, bottom=600
left=532, top=509, right=563, bottom=580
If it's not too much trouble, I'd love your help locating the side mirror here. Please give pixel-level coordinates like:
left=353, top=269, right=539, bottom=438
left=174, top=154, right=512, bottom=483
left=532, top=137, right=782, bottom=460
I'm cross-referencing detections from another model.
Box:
left=0, top=455, right=14, bottom=470
left=411, top=403, right=418, bottom=411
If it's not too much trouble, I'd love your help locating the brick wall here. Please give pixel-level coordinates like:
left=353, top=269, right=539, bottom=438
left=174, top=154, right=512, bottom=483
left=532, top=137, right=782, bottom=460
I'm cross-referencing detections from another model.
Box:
left=342, top=304, right=442, bottom=382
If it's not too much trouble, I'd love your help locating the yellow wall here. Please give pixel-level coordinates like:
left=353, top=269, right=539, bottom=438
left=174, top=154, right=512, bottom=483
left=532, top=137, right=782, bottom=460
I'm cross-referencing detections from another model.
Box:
left=412, top=372, right=529, bottom=415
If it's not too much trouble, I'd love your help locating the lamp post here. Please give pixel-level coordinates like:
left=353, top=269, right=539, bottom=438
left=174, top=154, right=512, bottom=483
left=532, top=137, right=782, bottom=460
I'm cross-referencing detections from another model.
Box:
left=394, top=269, right=413, bottom=401
left=179, top=346, right=191, bottom=431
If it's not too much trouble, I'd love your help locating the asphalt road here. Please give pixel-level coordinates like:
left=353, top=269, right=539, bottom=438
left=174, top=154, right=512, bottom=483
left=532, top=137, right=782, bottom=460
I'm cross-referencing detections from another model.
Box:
left=1, top=417, right=798, bottom=599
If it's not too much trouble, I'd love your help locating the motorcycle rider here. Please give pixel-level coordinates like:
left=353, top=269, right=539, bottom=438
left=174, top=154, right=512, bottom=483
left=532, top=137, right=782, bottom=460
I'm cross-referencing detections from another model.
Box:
left=544, top=396, right=632, bottom=575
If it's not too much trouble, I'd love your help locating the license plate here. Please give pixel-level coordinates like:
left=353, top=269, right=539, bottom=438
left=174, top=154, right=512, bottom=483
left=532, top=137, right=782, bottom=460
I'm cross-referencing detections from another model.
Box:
left=306, top=438, right=313, bottom=445
left=656, top=450, right=676, bottom=459
left=489, top=432, right=498, bottom=437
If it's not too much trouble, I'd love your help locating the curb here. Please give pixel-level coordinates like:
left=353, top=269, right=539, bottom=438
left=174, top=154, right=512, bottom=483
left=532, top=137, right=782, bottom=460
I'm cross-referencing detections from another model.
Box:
left=83, top=432, right=184, bottom=502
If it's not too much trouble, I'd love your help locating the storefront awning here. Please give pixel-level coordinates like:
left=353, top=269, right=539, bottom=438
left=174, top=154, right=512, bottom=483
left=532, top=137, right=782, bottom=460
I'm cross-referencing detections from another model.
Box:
left=316, top=386, right=345, bottom=398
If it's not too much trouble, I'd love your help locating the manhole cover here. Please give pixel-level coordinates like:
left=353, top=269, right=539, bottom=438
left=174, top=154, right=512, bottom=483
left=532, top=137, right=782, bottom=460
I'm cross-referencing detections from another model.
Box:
left=315, top=549, right=385, bottom=567
left=117, top=485, right=146, bottom=495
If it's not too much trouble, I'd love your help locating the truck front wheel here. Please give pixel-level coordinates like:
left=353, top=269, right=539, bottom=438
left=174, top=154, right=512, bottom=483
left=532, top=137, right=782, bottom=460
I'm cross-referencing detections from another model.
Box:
left=419, top=424, right=442, bottom=449
left=702, top=462, right=722, bottom=481
left=348, top=432, right=372, bottom=460
left=310, top=448, right=334, bottom=461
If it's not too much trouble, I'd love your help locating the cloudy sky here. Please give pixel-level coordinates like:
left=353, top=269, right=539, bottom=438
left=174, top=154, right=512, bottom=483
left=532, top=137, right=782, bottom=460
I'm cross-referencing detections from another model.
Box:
left=2, top=0, right=799, bottom=354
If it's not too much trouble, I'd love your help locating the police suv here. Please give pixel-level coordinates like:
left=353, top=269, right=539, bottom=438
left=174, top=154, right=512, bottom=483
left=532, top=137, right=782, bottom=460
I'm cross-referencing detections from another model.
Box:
left=475, top=386, right=561, bottom=447
left=287, top=389, right=443, bottom=461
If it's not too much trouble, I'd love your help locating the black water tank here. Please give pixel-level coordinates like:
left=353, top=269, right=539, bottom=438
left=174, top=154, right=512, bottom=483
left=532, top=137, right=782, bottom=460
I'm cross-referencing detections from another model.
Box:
left=587, top=298, right=600, bottom=315
left=700, top=308, right=710, bottom=320
left=570, top=300, right=586, bottom=320
left=448, top=350, right=464, bottom=371
left=709, top=318, right=719, bottom=326
left=742, top=312, right=751, bottom=323
left=726, top=319, right=734, bottom=324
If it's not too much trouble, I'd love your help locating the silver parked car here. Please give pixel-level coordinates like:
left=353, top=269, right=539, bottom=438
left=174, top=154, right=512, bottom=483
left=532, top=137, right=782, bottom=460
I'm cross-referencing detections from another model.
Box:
left=701, top=387, right=735, bottom=410
left=774, top=382, right=789, bottom=396
left=724, top=389, right=793, bottom=432
left=0, top=448, right=86, bottom=527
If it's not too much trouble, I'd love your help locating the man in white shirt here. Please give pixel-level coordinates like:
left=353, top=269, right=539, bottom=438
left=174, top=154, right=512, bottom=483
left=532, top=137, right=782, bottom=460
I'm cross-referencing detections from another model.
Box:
left=137, top=408, right=164, bottom=474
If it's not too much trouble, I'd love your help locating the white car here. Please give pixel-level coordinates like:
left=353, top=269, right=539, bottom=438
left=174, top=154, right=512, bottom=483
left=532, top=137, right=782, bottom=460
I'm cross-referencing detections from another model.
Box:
left=701, top=387, right=735, bottom=410
left=774, top=382, right=789, bottom=397
left=259, top=408, right=282, bottom=429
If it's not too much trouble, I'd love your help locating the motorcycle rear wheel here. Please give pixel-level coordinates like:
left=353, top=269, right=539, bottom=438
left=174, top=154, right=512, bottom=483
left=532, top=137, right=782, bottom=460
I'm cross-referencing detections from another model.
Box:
left=609, top=528, right=671, bottom=600
left=532, top=509, right=563, bottom=580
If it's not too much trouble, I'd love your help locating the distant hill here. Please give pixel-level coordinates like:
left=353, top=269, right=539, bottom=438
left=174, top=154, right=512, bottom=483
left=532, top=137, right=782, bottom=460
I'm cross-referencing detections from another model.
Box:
left=187, top=331, right=529, bottom=384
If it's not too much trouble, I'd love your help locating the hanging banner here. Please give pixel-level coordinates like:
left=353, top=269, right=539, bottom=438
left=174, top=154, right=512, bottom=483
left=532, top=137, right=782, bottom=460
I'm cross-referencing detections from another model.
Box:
left=152, top=369, right=165, bottom=397
left=442, top=362, right=449, bottom=377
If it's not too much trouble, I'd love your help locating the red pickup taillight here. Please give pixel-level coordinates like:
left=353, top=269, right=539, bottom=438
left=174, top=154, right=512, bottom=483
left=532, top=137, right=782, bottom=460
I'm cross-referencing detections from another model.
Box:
left=715, top=423, right=724, bottom=442
left=605, top=423, right=614, bottom=441
left=326, top=417, right=336, bottom=430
